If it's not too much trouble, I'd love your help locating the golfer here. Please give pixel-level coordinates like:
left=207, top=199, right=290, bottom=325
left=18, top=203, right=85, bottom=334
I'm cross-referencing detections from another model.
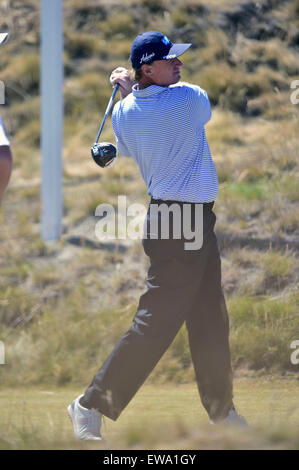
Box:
left=68, top=31, right=247, bottom=440
left=0, top=33, right=12, bottom=206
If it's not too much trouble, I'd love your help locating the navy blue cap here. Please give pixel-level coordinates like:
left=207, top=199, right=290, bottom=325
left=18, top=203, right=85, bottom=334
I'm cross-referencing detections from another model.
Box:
left=130, top=31, right=191, bottom=70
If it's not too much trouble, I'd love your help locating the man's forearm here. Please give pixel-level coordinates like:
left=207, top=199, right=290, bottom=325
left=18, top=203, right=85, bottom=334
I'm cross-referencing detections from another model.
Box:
left=0, top=145, right=13, bottom=204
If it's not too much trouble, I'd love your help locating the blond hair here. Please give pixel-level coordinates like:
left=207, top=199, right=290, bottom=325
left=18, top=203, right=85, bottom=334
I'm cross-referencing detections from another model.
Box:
left=132, top=61, right=154, bottom=82
left=134, top=68, right=142, bottom=81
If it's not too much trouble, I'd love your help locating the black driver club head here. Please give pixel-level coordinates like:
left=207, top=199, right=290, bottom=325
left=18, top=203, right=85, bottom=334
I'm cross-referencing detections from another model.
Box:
left=91, top=142, right=117, bottom=168
left=91, top=84, right=120, bottom=168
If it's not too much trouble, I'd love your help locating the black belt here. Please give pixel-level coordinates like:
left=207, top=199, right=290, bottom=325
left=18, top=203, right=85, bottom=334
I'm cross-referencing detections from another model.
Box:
left=150, top=197, right=214, bottom=210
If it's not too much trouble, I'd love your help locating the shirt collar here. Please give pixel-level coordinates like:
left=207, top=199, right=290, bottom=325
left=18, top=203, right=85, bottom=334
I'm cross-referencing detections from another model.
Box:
left=132, top=84, right=168, bottom=98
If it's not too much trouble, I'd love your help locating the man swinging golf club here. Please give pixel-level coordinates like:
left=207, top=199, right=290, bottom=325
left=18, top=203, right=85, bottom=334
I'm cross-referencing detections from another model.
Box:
left=68, top=31, right=247, bottom=440
left=0, top=33, right=12, bottom=206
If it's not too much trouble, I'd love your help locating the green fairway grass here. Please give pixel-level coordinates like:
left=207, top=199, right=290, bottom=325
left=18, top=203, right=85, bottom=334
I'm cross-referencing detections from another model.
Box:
left=0, top=378, right=298, bottom=449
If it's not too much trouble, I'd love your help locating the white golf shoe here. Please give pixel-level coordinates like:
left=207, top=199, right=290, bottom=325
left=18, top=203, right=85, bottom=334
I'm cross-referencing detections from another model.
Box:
left=211, top=406, right=248, bottom=427
left=67, top=394, right=103, bottom=441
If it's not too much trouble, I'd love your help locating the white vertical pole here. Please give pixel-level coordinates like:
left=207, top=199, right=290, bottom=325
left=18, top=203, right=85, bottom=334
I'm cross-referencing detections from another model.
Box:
left=41, top=0, right=63, bottom=241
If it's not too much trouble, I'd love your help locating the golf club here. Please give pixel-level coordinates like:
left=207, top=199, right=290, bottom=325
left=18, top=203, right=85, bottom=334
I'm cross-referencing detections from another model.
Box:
left=91, top=83, right=120, bottom=168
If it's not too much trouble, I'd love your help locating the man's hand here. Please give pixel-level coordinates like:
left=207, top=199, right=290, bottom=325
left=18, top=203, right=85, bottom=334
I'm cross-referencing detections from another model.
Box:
left=0, top=145, right=13, bottom=206
left=110, top=67, right=134, bottom=99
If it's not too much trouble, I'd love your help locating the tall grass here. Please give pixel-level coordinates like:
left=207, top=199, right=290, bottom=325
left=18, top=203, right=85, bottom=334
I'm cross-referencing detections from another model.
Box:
left=1, top=285, right=298, bottom=388
left=228, top=292, right=299, bottom=371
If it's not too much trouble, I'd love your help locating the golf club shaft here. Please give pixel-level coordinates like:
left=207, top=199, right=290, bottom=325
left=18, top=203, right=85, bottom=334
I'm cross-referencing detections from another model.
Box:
left=95, top=83, right=120, bottom=144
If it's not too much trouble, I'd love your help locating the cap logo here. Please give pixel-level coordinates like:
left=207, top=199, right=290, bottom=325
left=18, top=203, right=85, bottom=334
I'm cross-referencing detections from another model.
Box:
left=163, top=53, right=176, bottom=60
left=162, top=35, right=171, bottom=46
left=140, top=52, right=155, bottom=64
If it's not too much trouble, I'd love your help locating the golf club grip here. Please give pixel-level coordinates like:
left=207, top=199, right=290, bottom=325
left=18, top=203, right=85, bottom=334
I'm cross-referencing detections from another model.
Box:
left=107, top=83, right=120, bottom=114
left=95, top=84, right=120, bottom=144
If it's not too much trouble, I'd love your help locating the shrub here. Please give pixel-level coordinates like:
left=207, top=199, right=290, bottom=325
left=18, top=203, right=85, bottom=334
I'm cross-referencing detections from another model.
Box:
left=101, top=13, right=135, bottom=38
left=65, top=33, right=100, bottom=59
left=2, top=54, right=40, bottom=100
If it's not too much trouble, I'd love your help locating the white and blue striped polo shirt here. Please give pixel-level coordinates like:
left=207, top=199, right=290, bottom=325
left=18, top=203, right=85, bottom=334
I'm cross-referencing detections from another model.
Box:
left=111, top=83, right=218, bottom=203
